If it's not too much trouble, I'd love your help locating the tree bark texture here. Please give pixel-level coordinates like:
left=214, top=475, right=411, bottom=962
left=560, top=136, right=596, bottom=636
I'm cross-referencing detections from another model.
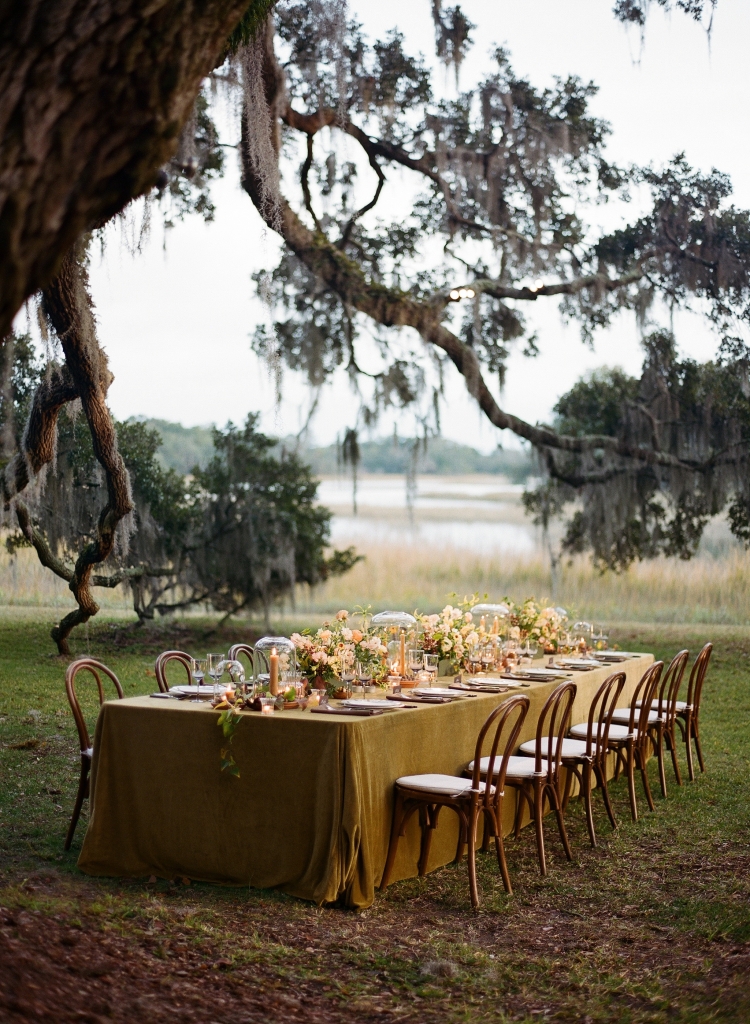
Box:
left=0, top=0, right=273, bottom=339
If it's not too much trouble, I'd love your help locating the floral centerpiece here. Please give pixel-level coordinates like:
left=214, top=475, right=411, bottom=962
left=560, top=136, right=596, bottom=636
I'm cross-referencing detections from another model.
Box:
left=417, top=594, right=565, bottom=670
left=418, top=599, right=481, bottom=672
left=508, top=598, right=564, bottom=651
left=291, top=610, right=388, bottom=696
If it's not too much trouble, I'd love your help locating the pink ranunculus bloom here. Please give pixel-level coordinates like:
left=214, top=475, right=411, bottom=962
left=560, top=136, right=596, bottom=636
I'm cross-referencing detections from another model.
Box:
left=352, top=629, right=363, bottom=642
left=336, top=609, right=349, bottom=620
left=312, top=651, right=328, bottom=664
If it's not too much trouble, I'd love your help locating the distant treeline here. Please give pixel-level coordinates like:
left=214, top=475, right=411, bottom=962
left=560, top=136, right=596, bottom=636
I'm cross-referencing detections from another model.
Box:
left=137, top=419, right=534, bottom=481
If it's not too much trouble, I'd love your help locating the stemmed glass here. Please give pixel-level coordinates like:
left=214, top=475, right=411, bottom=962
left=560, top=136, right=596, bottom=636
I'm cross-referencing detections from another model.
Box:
left=480, top=643, right=495, bottom=672
left=423, top=654, right=439, bottom=686
left=467, top=644, right=482, bottom=675
left=408, top=648, right=424, bottom=681
left=356, top=659, right=373, bottom=692
left=190, top=658, right=206, bottom=703
left=207, top=653, right=226, bottom=700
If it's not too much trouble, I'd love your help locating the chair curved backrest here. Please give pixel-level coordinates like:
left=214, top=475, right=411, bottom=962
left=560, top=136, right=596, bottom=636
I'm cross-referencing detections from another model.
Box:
left=535, top=681, right=577, bottom=782
left=228, top=643, right=255, bottom=678
left=686, top=643, right=713, bottom=717
left=655, top=650, right=689, bottom=727
left=583, top=671, right=626, bottom=760
left=65, top=658, right=123, bottom=755
left=626, top=661, right=663, bottom=738
left=470, top=695, right=530, bottom=807
left=154, top=650, right=193, bottom=693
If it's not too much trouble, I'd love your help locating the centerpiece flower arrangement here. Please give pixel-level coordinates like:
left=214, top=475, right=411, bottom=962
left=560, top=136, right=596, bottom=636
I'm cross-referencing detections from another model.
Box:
left=417, top=598, right=481, bottom=672
left=291, top=610, right=389, bottom=695
left=418, top=595, right=565, bottom=670
left=508, top=598, right=564, bottom=651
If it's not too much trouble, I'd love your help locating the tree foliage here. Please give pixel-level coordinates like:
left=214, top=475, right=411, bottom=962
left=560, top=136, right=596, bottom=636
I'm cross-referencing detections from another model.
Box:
left=2, top=336, right=358, bottom=633
left=218, top=1, right=750, bottom=571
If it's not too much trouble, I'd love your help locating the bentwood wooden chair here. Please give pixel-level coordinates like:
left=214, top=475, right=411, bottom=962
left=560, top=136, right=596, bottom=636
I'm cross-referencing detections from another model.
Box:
left=626, top=650, right=689, bottom=797
left=519, top=672, right=625, bottom=848
left=64, top=658, right=123, bottom=850
left=476, top=681, right=577, bottom=877
left=678, top=643, right=713, bottom=780
left=228, top=643, right=255, bottom=677
left=154, top=650, right=193, bottom=693
left=572, top=661, right=663, bottom=822
left=380, top=695, right=530, bottom=906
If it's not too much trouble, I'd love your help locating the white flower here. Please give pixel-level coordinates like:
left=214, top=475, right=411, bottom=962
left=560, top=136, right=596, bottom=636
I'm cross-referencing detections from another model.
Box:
left=464, top=611, right=473, bottom=623
left=341, top=628, right=353, bottom=641
left=466, top=630, right=479, bottom=645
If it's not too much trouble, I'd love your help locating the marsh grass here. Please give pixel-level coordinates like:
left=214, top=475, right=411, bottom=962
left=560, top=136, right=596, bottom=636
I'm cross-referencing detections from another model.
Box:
left=297, top=543, right=750, bottom=624
left=0, top=617, right=749, bottom=1022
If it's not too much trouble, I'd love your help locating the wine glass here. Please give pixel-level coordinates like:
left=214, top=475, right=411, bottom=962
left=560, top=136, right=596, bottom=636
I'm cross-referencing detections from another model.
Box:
left=408, top=648, right=424, bottom=680
left=207, top=653, right=226, bottom=699
left=356, top=659, right=373, bottom=693
left=526, top=640, right=539, bottom=663
left=423, top=653, right=439, bottom=685
left=480, top=643, right=495, bottom=672
left=190, top=658, right=206, bottom=703
left=467, top=644, right=482, bottom=675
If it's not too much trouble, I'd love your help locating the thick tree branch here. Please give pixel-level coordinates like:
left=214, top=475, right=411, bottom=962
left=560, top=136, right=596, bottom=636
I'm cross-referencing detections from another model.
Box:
left=38, top=238, right=136, bottom=653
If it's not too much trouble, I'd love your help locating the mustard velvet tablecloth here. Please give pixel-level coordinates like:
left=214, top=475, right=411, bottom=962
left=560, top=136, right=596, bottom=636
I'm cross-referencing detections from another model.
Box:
left=78, top=654, right=653, bottom=908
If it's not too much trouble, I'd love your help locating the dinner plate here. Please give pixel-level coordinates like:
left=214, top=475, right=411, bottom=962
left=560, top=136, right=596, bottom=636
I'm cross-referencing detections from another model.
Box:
left=412, top=687, right=467, bottom=697
left=557, top=659, right=601, bottom=668
left=170, top=685, right=214, bottom=695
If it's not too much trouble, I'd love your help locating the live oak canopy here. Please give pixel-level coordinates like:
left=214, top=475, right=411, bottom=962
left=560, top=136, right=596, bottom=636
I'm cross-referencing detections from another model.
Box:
left=0, top=0, right=739, bottom=649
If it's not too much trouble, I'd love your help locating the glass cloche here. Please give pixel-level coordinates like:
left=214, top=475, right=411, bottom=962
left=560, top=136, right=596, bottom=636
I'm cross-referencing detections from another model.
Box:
left=253, top=636, right=296, bottom=697
left=470, top=603, right=510, bottom=634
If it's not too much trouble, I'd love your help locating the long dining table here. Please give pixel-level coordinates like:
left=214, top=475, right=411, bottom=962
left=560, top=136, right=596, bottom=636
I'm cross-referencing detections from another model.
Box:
left=78, top=653, right=653, bottom=908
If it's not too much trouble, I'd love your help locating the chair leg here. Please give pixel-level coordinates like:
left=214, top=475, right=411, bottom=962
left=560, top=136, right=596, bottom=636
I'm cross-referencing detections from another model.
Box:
left=467, top=805, right=480, bottom=910
left=481, top=812, right=492, bottom=853
left=533, top=779, right=548, bottom=876
left=655, top=724, right=668, bottom=799
left=582, top=762, right=597, bottom=848
left=626, top=741, right=639, bottom=822
left=513, top=787, right=526, bottom=839
left=638, top=752, right=656, bottom=812
left=549, top=784, right=573, bottom=861
left=492, top=807, right=513, bottom=895
left=682, top=712, right=695, bottom=781
left=561, top=764, right=575, bottom=811
left=693, top=718, right=706, bottom=773
left=596, top=764, right=618, bottom=831
left=380, top=790, right=407, bottom=889
left=64, top=761, right=89, bottom=852
left=668, top=725, right=682, bottom=786
left=420, top=804, right=443, bottom=875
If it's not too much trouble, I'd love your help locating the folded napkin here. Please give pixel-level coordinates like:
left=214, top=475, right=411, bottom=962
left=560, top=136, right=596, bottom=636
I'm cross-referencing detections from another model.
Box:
left=311, top=706, right=386, bottom=716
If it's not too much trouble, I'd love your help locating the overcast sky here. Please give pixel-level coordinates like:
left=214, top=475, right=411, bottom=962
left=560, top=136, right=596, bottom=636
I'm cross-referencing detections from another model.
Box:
left=46, top=0, right=750, bottom=452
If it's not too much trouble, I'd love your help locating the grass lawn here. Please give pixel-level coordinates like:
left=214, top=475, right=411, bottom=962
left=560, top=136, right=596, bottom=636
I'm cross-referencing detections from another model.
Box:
left=0, top=616, right=748, bottom=1023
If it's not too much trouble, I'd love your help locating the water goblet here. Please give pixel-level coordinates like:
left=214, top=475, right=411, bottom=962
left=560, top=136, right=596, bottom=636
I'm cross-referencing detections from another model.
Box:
left=423, top=654, right=439, bottom=685
left=356, top=659, right=374, bottom=694
left=190, top=658, right=206, bottom=702
left=407, top=647, right=424, bottom=680
left=480, top=643, right=495, bottom=672
left=207, top=653, right=226, bottom=700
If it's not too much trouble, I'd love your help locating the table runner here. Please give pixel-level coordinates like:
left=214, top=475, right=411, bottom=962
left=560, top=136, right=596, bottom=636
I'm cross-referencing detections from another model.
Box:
left=78, top=654, right=653, bottom=908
